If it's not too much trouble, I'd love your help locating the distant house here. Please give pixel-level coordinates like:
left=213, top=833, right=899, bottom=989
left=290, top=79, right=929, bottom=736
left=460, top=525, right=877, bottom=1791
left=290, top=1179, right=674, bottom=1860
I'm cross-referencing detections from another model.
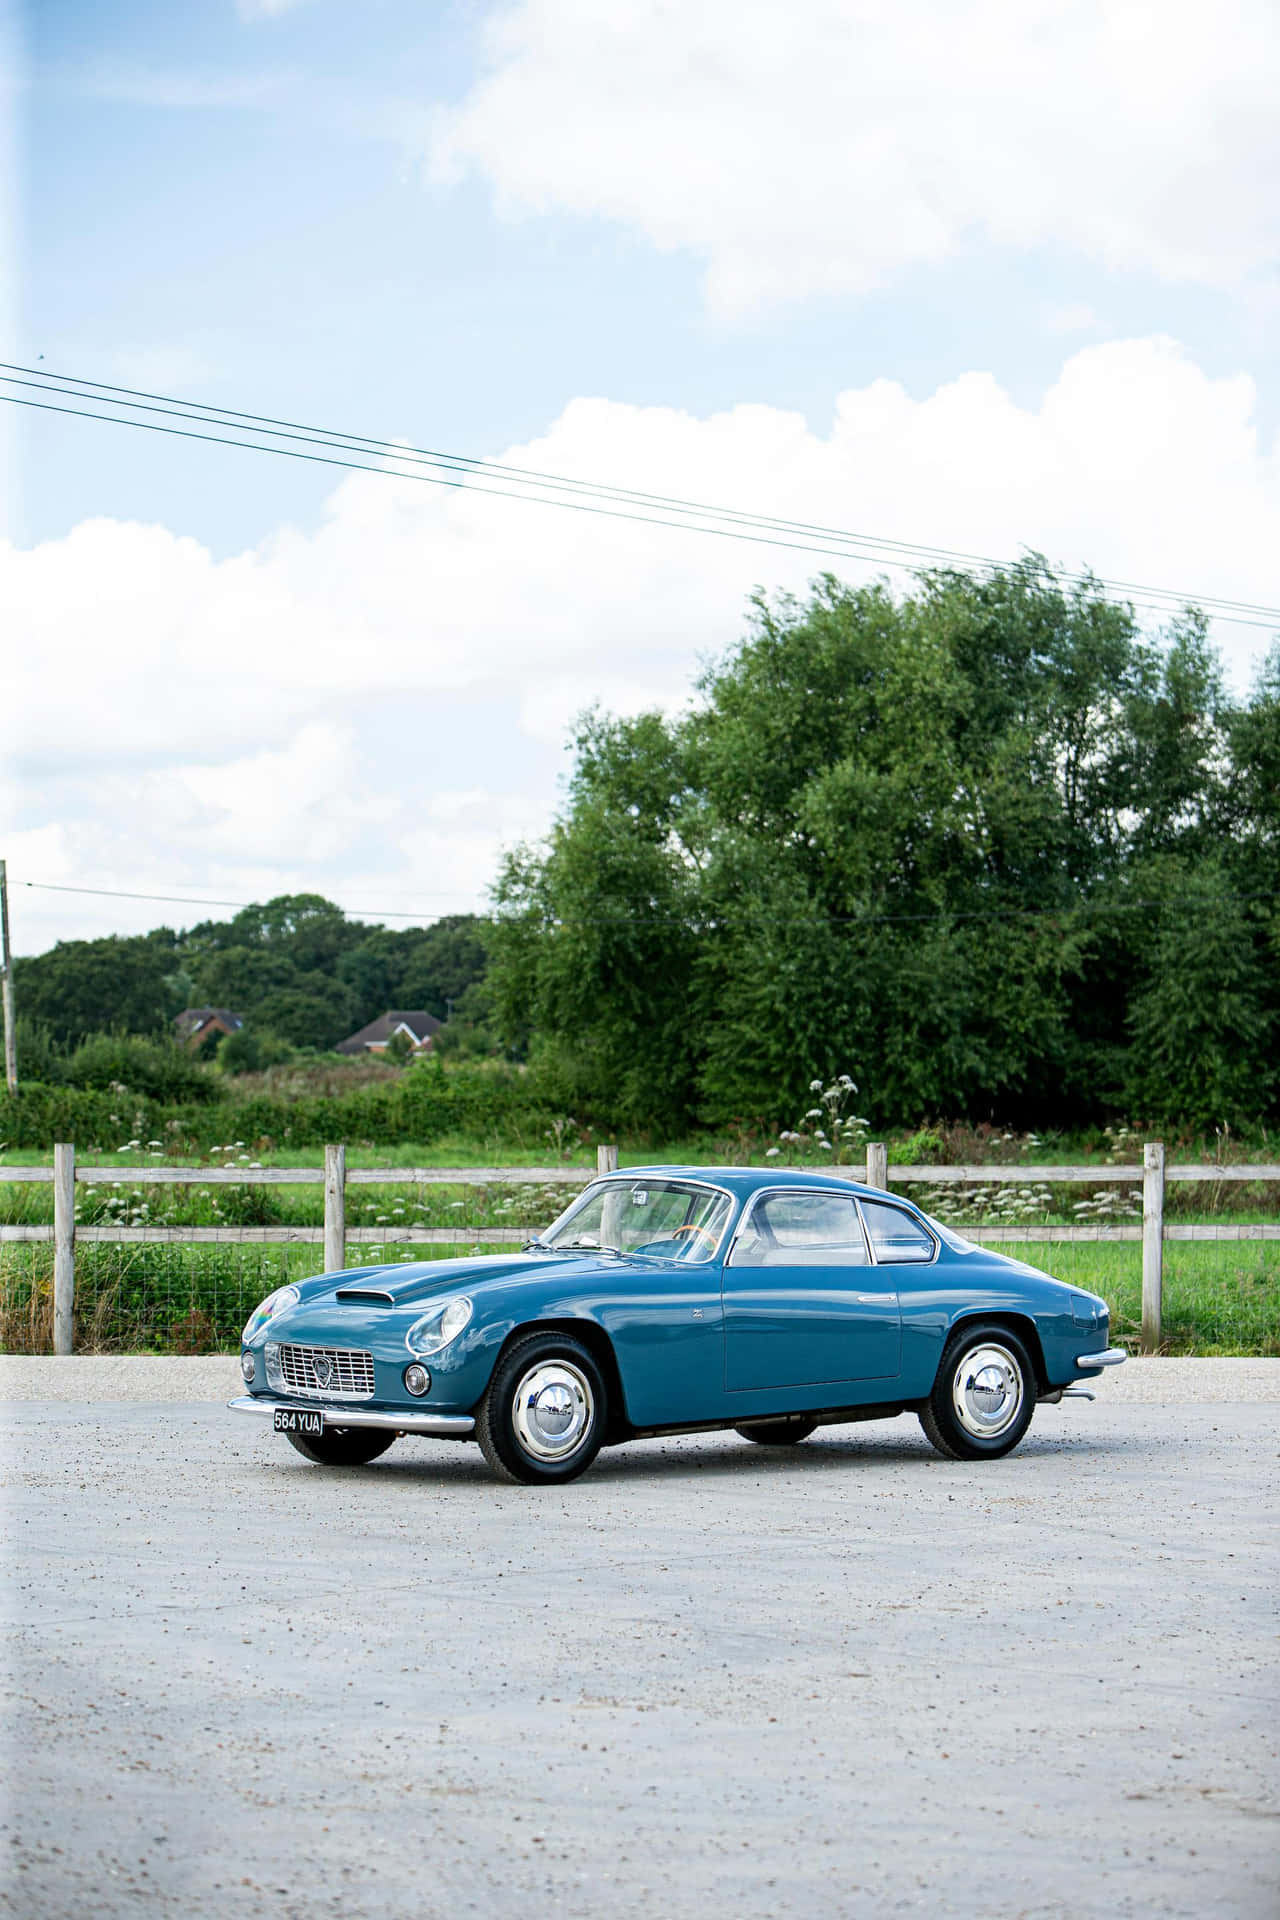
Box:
left=336, top=1010, right=442, bottom=1057
left=176, top=1008, right=244, bottom=1049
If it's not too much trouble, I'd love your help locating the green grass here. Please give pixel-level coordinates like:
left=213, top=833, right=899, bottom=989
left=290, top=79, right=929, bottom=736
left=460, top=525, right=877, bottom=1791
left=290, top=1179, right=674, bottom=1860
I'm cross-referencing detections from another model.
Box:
left=2, top=1237, right=1275, bottom=1358
left=1000, top=1239, right=1280, bottom=1357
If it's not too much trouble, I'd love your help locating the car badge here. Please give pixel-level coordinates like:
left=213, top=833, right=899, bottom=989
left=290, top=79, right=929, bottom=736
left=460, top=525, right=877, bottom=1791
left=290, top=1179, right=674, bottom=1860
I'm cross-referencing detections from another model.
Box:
left=312, top=1357, right=333, bottom=1389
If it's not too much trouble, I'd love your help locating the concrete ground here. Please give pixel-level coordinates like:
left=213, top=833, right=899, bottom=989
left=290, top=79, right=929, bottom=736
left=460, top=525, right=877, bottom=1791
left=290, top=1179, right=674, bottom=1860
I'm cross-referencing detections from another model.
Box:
left=1, top=1361, right=1277, bottom=1919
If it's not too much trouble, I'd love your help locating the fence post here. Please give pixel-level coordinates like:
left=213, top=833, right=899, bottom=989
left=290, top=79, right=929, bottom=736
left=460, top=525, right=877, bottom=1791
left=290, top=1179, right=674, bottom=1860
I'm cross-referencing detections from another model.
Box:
left=324, top=1143, right=346, bottom=1273
left=1141, top=1140, right=1165, bottom=1354
left=597, top=1144, right=619, bottom=1174
left=865, top=1142, right=888, bottom=1191
left=53, top=1141, right=75, bottom=1355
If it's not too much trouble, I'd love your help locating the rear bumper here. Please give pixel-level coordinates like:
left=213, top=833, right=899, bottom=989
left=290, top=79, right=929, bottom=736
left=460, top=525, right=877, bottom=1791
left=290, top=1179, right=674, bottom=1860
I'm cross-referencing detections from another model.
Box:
left=1074, top=1347, right=1128, bottom=1369
left=228, top=1395, right=475, bottom=1437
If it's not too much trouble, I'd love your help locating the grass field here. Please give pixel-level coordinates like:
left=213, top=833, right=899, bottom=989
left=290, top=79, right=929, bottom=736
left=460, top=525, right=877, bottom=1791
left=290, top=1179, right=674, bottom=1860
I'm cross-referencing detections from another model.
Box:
left=1, top=1236, right=1275, bottom=1357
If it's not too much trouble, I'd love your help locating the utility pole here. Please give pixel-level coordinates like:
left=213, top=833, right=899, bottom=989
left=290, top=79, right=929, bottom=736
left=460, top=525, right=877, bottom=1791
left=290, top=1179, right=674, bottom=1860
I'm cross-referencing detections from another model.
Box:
left=0, top=860, right=15, bottom=1093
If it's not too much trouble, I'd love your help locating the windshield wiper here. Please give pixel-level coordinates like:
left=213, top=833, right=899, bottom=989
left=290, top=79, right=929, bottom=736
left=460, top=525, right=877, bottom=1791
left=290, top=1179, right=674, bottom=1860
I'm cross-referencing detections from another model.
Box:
left=523, top=1236, right=622, bottom=1256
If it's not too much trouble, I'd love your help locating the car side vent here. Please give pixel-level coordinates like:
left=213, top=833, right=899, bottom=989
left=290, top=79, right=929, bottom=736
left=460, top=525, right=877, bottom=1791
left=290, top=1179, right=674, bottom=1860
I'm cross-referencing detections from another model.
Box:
left=334, top=1289, right=396, bottom=1305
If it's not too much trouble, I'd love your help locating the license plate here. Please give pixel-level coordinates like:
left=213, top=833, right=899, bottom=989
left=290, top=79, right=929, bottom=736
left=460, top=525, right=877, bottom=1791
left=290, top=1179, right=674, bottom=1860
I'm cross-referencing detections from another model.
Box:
left=274, top=1407, right=324, bottom=1435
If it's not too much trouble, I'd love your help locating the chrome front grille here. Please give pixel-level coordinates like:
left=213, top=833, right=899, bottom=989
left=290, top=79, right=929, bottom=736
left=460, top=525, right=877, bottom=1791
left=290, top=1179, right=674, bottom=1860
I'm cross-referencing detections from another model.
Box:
left=276, top=1344, right=375, bottom=1400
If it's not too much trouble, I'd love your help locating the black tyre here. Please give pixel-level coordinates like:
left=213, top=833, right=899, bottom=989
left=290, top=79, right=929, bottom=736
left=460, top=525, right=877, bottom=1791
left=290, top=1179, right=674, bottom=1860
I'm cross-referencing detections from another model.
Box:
left=735, top=1419, right=818, bottom=1446
left=476, top=1331, right=607, bottom=1485
left=285, top=1426, right=397, bottom=1466
left=919, top=1322, right=1037, bottom=1461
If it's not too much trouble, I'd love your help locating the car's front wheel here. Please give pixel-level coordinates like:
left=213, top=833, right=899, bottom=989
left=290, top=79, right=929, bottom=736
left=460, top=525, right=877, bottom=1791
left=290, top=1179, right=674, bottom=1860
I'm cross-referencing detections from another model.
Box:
left=476, top=1332, right=607, bottom=1485
left=285, top=1426, right=397, bottom=1466
left=919, top=1323, right=1037, bottom=1460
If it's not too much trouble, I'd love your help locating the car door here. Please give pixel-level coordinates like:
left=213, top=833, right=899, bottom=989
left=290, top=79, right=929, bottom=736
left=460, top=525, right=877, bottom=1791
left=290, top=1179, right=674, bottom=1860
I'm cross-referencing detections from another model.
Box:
left=722, top=1188, right=902, bottom=1392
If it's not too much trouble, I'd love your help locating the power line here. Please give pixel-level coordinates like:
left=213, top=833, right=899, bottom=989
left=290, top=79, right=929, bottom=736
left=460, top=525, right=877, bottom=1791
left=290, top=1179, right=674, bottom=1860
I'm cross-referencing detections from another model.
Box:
left=12, top=361, right=1277, bottom=619
left=5, top=362, right=1278, bottom=630
left=21, top=879, right=484, bottom=920
left=19, top=875, right=1276, bottom=931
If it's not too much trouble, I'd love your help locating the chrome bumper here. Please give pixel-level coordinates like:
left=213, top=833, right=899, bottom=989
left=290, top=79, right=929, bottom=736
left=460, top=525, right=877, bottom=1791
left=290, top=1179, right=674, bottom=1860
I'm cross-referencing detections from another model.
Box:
left=1074, top=1347, right=1128, bottom=1369
left=228, top=1395, right=475, bottom=1437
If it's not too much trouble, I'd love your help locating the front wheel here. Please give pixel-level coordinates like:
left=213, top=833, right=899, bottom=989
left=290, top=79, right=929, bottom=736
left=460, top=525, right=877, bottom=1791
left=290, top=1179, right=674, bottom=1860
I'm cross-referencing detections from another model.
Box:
left=476, top=1332, right=607, bottom=1485
left=919, top=1324, right=1036, bottom=1461
left=285, top=1426, right=396, bottom=1466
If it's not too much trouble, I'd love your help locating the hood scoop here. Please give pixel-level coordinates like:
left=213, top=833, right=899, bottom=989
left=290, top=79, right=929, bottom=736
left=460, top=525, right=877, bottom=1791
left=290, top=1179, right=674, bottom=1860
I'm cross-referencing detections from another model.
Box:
left=334, top=1288, right=396, bottom=1306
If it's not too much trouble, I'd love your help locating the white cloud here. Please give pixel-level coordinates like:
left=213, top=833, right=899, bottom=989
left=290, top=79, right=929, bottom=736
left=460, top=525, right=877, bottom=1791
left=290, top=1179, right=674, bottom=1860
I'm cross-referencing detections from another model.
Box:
left=430, top=0, right=1280, bottom=312
left=3, top=336, right=1277, bottom=953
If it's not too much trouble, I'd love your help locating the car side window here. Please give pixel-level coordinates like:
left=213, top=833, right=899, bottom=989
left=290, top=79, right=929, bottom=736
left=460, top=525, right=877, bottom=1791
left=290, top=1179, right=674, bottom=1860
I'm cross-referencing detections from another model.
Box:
left=729, top=1192, right=871, bottom=1268
left=859, top=1200, right=936, bottom=1264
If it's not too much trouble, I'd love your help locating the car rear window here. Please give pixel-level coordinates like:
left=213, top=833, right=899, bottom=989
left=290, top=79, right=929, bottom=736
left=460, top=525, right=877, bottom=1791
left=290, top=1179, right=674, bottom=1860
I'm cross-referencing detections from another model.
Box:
left=859, top=1200, right=936, bottom=1263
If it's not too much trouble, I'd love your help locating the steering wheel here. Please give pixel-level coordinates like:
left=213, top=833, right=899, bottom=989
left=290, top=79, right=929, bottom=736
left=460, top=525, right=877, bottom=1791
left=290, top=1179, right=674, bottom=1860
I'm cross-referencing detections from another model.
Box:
left=668, top=1223, right=718, bottom=1258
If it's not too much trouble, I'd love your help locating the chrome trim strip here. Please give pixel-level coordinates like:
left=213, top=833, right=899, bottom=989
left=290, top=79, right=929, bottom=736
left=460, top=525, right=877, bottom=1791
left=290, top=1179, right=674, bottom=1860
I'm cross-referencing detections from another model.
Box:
left=227, top=1395, right=475, bottom=1435
left=1074, top=1347, right=1128, bottom=1368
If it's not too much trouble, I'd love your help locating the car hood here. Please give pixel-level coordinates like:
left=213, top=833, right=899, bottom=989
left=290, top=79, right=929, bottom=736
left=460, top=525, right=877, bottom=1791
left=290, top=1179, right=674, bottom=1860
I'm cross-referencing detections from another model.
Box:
left=306, top=1249, right=618, bottom=1311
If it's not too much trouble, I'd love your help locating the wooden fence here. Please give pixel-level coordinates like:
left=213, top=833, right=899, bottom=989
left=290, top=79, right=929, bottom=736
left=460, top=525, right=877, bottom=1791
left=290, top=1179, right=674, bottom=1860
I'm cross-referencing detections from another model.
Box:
left=2, top=1141, right=1276, bottom=1357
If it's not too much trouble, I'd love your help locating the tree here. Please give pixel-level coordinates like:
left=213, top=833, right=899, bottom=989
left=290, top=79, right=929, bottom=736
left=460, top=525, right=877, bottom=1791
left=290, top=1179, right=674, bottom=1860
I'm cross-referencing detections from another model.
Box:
left=13, top=930, right=182, bottom=1046
left=488, top=564, right=1273, bottom=1131
left=1125, top=863, right=1275, bottom=1126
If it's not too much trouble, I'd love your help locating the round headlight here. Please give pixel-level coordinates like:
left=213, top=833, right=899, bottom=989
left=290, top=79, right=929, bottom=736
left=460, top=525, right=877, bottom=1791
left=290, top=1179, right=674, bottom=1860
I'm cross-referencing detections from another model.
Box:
left=240, top=1351, right=256, bottom=1384
left=406, top=1296, right=473, bottom=1357
left=404, top=1363, right=431, bottom=1397
left=241, top=1283, right=300, bottom=1344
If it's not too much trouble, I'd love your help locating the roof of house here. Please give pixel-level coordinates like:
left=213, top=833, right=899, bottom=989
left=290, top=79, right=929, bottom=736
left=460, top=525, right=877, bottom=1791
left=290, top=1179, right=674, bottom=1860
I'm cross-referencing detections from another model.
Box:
left=336, top=1010, right=443, bottom=1054
left=176, top=1007, right=243, bottom=1036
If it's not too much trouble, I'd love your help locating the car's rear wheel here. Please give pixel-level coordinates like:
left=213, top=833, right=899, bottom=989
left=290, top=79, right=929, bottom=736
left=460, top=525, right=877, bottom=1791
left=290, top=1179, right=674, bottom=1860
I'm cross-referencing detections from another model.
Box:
left=919, top=1323, right=1036, bottom=1460
left=735, top=1419, right=818, bottom=1446
left=285, top=1426, right=396, bottom=1466
left=476, top=1332, right=607, bottom=1485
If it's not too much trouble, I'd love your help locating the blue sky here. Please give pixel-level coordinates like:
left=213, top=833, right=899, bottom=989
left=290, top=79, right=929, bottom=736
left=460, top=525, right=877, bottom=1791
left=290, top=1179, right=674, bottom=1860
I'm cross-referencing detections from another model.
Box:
left=5, top=0, right=1279, bottom=953
left=18, top=0, right=1276, bottom=552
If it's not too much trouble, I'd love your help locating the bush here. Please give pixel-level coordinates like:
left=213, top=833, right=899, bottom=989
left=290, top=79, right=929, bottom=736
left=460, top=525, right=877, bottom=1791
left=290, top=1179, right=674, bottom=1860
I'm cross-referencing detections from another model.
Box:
left=217, top=1027, right=295, bottom=1076
left=64, top=1033, right=218, bottom=1103
left=0, top=1056, right=580, bottom=1151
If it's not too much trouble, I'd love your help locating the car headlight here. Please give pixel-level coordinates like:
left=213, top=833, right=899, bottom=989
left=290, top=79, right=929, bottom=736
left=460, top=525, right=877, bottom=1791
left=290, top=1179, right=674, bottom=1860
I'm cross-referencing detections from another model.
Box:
left=406, top=1296, right=473, bottom=1357
left=241, top=1284, right=300, bottom=1343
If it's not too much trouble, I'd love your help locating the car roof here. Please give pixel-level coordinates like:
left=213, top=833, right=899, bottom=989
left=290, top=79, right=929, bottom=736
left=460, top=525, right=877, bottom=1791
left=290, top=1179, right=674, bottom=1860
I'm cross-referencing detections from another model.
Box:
left=613, top=1164, right=890, bottom=1202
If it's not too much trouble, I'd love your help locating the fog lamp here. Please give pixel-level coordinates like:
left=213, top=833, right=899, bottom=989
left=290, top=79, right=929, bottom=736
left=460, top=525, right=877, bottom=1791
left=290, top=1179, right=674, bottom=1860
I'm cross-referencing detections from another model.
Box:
left=404, top=1364, right=431, bottom=1397
left=240, top=1351, right=256, bottom=1384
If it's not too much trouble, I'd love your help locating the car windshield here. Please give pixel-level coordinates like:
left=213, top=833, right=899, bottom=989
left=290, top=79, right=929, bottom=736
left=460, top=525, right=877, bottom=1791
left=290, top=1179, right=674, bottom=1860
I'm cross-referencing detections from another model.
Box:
left=541, top=1179, right=734, bottom=1263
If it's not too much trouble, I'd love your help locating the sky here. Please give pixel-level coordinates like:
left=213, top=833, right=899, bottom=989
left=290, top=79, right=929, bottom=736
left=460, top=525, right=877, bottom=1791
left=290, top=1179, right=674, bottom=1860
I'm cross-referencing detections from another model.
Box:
left=3, top=0, right=1279, bottom=960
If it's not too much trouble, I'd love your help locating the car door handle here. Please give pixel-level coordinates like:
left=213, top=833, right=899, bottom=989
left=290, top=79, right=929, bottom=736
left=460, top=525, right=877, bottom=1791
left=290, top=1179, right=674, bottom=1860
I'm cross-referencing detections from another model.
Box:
left=855, top=1292, right=894, bottom=1302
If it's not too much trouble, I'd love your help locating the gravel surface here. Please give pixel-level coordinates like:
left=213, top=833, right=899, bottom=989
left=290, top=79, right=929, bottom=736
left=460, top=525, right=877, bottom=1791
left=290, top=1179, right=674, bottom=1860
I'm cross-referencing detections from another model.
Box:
left=2, top=1385, right=1277, bottom=1918
left=3, top=1352, right=1279, bottom=1401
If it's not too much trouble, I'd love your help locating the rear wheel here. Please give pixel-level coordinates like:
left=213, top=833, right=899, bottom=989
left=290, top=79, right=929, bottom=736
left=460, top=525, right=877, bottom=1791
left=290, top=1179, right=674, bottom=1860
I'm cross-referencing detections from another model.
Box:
left=919, top=1323, right=1036, bottom=1461
left=285, top=1426, right=396, bottom=1466
left=735, top=1419, right=818, bottom=1446
left=476, top=1332, right=607, bottom=1485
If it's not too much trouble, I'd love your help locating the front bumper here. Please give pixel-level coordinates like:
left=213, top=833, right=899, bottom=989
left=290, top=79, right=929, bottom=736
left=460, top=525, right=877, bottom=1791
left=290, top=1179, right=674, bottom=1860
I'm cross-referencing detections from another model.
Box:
left=1074, top=1347, right=1127, bottom=1369
left=228, top=1395, right=475, bottom=1437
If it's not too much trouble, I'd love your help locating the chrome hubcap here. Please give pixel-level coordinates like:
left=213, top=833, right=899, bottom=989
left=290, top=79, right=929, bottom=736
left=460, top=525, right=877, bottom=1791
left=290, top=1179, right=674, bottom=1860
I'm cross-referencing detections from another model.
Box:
left=512, top=1360, right=594, bottom=1462
left=952, top=1342, right=1024, bottom=1439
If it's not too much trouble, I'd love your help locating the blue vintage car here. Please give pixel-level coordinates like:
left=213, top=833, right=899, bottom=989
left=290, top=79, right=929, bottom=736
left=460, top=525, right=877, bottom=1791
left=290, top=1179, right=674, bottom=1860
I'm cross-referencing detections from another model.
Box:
left=229, top=1167, right=1125, bottom=1483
